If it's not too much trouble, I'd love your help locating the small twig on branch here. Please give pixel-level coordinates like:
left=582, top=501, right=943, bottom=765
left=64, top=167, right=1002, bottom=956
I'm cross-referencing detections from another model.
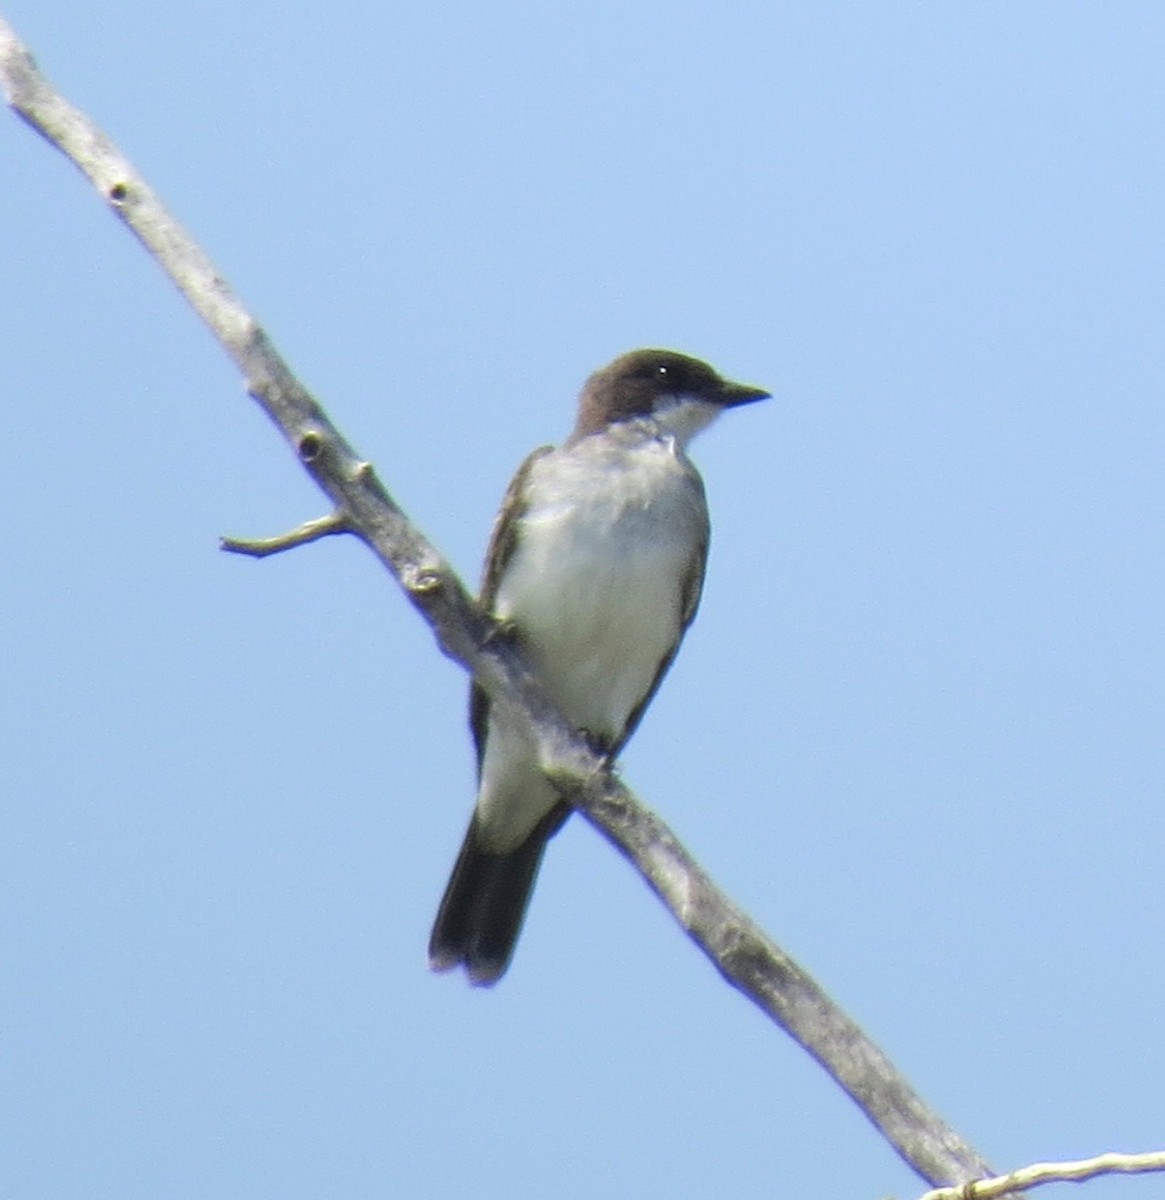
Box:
left=1, top=16, right=1000, bottom=1192
left=221, top=512, right=352, bottom=558
left=919, top=1149, right=1165, bottom=1200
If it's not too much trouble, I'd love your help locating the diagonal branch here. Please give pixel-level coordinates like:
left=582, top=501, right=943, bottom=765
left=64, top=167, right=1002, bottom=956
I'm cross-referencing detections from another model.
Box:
left=1, top=16, right=1000, bottom=1190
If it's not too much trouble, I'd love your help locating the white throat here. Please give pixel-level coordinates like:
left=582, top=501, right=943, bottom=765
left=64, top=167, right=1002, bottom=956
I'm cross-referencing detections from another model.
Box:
left=649, top=395, right=722, bottom=447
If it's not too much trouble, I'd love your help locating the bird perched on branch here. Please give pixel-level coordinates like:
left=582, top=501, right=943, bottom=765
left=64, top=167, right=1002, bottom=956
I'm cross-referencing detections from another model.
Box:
left=429, top=348, right=769, bottom=985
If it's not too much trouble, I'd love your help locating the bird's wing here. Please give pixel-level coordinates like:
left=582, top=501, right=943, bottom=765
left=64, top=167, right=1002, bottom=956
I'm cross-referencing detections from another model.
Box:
left=470, top=444, right=555, bottom=772
left=610, top=509, right=709, bottom=756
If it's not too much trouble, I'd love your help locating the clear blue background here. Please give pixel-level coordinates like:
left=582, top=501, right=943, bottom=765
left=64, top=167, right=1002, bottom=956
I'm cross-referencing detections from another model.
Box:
left=2, top=4, right=1163, bottom=1198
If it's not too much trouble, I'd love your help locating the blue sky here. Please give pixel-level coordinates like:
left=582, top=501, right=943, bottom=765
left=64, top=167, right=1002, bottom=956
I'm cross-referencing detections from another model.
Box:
left=2, top=3, right=1163, bottom=1197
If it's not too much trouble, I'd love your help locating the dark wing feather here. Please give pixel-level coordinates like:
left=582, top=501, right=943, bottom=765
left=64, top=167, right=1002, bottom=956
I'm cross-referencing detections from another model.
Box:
left=612, top=478, right=710, bottom=755
left=470, top=445, right=555, bottom=772
left=611, top=531, right=708, bottom=755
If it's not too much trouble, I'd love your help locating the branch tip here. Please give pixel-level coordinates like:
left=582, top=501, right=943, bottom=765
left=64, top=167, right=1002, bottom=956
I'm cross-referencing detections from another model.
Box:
left=919, top=1148, right=1165, bottom=1200
left=220, top=512, right=350, bottom=558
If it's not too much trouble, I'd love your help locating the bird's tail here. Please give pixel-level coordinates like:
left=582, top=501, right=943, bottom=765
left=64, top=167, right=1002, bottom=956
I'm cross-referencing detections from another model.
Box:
left=428, top=803, right=570, bottom=986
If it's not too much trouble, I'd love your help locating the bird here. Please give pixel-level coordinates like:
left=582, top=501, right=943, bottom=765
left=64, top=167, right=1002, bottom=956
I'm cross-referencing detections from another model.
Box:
left=428, top=348, right=770, bottom=984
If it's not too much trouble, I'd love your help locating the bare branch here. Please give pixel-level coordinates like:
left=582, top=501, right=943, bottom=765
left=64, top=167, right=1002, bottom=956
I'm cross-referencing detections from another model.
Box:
left=1, top=16, right=997, bottom=1190
left=920, top=1149, right=1165, bottom=1200
left=221, top=512, right=352, bottom=558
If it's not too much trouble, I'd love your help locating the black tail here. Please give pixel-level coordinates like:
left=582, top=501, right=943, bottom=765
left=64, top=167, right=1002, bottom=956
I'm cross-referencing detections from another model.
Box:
left=428, top=804, right=570, bottom=986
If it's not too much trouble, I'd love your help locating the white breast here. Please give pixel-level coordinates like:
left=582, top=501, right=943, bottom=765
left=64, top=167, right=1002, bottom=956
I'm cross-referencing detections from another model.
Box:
left=493, top=432, right=707, bottom=738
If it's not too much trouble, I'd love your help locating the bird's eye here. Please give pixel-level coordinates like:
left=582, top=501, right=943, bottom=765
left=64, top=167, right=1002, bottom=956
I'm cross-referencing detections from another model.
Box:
left=655, top=364, right=669, bottom=379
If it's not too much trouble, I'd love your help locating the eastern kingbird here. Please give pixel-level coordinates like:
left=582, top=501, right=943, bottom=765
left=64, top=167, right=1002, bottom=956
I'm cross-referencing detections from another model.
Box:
left=429, top=349, right=770, bottom=984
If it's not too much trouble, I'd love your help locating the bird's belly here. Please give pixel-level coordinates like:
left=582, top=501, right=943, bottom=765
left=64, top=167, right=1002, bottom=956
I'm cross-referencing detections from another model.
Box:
left=494, top=503, right=690, bottom=739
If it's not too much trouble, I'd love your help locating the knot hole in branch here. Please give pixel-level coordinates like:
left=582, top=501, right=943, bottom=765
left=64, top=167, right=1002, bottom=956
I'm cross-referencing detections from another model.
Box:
left=298, top=431, right=323, bottom=462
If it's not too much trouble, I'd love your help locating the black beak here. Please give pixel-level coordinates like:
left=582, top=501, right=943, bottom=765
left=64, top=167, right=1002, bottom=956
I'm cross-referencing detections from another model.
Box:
left=718, top=380, right=771, bottom=408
